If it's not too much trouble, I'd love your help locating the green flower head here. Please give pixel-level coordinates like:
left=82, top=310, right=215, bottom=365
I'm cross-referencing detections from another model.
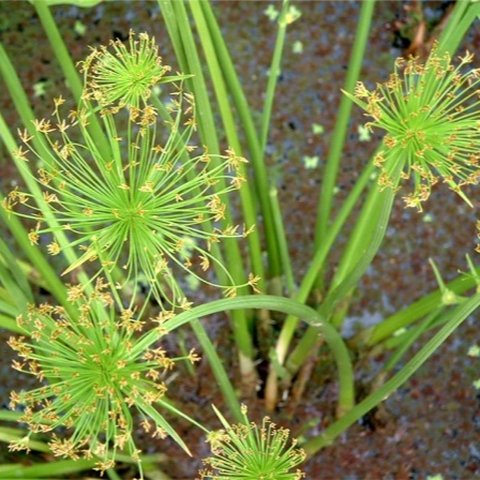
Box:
left=199, top=405, right=306, bottom=480
left=7, top=280, right=198, bottom=476
left=6, top=80, right=252, bottom=307
left=348, top=45, right=480, bottom=210
left=80, top=30, right=176, bottom=109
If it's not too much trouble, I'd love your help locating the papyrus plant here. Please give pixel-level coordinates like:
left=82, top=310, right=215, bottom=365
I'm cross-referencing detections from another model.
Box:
left=1, top=1, right=480, bottom=478
left=199, top=405, right=305, bottom=480
left=3, top=33, right=256, bottom=309
left=8, top=279, right=199, bottom=475
left=346, top=45, right=480, bottom=209
left=2, top=29, right=257, bottom=478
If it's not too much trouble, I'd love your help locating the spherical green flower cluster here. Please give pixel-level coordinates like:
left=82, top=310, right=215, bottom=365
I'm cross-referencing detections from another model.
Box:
left=5, top=76, right=250, bottom=307
left=348, top=45, right=480, bottom=210
left=7, top=280, right=197, bottom=476
left=80, top=30, right=175, bottom=109
left=199, top=405, right=306, bottom=480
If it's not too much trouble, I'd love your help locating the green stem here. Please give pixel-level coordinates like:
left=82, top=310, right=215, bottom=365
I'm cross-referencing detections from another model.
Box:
left=0, top=205, right=70, bottom=312
left=0, top=314, right=26, bottom=334
left=383, top=308, right=441, bottom=372
left=331, top=163, right=402, bottom=293
left=367, top=267, right=480, bottom=345
left=0, top=242, right=31, bottom=311
left=0, top=459, right=99, bottom=479
left=437, top=1, right=475, bottom=54
left=270, top=160, right=375, bottom=367
left=270, top=187, right=295, bottom=295
left=135, top=295, right=355, bottom=415
left=0, top=237, right=33, bottom=304
left=33, top=0, right=110, bottom=157
left=302, top=292, right=480, bottom=455
left=260, top=0, right=289, bottom=153
left=189, top=318, right=243, bottom=422
left=0, top=263, right=28, bottom=312
left=286, top=168, right=399, bottom=374
left=314, top=0, right=375, bottom=248
left=0, top=410, right=21, bottom=422
left=159, top=0, right=255, bottom=374
left=200, top=0, right=282, bottom=276
left=106, top=469, right=123, bottom=480
left=329, top=179, right=398, bottom=299
left=189, top=0, right=265, bottom=290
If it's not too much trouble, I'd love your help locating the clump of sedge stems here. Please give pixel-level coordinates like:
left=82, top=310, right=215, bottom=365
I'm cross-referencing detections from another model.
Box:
left=2, top=2, right=480, bottom=479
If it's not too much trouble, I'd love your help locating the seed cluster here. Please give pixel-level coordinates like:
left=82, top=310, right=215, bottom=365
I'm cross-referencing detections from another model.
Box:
left=351, top=45, right=480, bottom=210
left=199, top=405, right=306, bottom=480
left=8, top=279, right=198, bottom=475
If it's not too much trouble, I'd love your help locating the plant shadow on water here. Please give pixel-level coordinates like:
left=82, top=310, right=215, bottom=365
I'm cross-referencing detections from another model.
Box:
left=0, top=1, right=479, bottom=479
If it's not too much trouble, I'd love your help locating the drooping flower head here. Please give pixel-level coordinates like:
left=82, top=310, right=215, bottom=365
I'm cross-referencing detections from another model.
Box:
left=7, top=279, right=199, bottom=476
left=199, top=405, right=306, bottom=480
left=5, top=77, right=253, bottom=307
left=80, top=30, right=179, bottom=109
left=347, top=45, right=480, bottom=210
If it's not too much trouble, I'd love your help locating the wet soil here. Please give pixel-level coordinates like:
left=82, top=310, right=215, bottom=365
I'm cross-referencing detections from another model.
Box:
left=0, top=1, right=480, bottom=479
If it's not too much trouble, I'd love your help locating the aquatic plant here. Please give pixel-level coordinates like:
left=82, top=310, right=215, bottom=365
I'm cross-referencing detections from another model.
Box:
left=1, top=0, right=480, bottom=478
left=4, top=77, right=250, bottom=307
left=7, top=279, right=198, bottom=475
left=199, top=405, right=305, bottom=480
left=347, top=46, right=480, bottom=210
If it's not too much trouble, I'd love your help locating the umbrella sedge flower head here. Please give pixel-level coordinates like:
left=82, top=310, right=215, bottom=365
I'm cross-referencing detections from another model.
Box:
left=7, top=279, right=197, bottom=477
left=346, top=45, right=480, bottom=210
left=198, top=405, right=306, bottom=480
left=8, top=79, right=253, bottom=307
left=80, top=30, right=177, bottom=109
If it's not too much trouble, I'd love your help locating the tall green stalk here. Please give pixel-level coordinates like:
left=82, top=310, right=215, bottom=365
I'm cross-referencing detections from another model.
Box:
left=264, top=160, right=375, bottom=407
left=314, top=0, right=375, bottom=249
left=437, top=1, right=477, bottom=54
left=284, top=161, right=404, bottom=375
left=0, top=199, right=69, bottom=311
left=302, top=292, right=480, bottom=455
left=188, top=0, right=265, bottom=290
left=133, top=294, right=355, bottom=416
left=367, top=267, right=480, bottom=345
left=159, top=0, right=255, bottom=382
left=0, top=236, right=33, bottom=306
left=260, top=0, right=290, bottom=154
left=200, top=0, right=284, bottom=277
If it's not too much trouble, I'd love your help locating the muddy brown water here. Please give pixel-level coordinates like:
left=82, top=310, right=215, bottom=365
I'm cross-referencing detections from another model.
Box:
left=0, top=1, right=479, bottom=478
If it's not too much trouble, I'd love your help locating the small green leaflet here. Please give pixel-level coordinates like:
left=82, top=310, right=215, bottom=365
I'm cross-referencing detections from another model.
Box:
left=358, top=124, right=371, bottom=142
left=303, top=155, right=319, bottom=169
left=74, top=20, right=87, bottom=36
left=33, top=80, right=49, bottom=97
left=467, top=344, right=480, bottom=357
left=292, top=40, right=303, bottom=54
left=264, top=5, right=279, bottom=22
